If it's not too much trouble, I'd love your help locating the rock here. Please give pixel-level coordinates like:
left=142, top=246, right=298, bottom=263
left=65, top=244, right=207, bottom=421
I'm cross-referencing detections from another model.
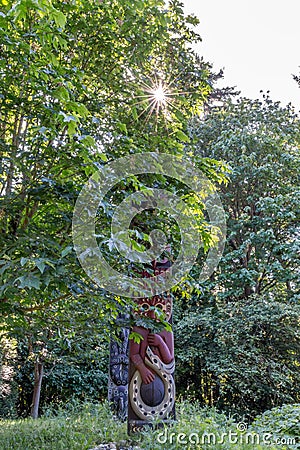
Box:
left=88, top=443, right=143, bottom=450
left=89, top=444, right=116, bottom=450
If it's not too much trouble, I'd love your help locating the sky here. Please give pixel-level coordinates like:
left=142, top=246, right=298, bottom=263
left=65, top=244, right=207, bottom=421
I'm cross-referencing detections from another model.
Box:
left=182, top=0, right=300, bottom=110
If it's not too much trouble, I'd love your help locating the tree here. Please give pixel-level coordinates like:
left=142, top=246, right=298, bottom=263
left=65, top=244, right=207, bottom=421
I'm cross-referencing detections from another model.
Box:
left=0, top=0, right=225, bottom=417
left=175, top=96, right=300, bottom=416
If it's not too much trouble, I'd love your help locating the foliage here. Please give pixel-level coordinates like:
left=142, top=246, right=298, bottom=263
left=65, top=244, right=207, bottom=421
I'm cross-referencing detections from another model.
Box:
left=190, top=96, right=300, bottom=303
left=174, top=96, right=300, bottom=416
left=0, top=400, right=286, bottom=450
left=251, top=404, right=300, bottom=450
left=13, top=332, right=109, bottom=417
left=175, top=297, right=300, bottom=416
left=0, top=333, right=18, bottom=418
left=0, top=0, right=227, bottom=417
left=2, top=0, right=298, bottom=425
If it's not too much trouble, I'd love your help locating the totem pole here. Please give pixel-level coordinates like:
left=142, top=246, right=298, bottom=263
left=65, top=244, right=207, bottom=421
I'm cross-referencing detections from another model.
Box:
left=108, top=314, right=130, bottom=421
left=128, top=256, right=175, bottom=433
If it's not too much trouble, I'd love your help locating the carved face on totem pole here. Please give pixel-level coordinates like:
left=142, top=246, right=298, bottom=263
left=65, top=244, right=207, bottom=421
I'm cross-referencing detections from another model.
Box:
left=136, top=295, right=172, bottom=322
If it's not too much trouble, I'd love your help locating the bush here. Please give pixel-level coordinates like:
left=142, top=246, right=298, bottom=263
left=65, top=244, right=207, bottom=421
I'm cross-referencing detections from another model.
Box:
left=250, top=404, right=300, bottom=449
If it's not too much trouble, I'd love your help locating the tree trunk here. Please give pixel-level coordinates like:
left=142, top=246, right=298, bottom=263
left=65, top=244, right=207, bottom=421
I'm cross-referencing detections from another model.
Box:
left=31, top=361, right=44, bottom=419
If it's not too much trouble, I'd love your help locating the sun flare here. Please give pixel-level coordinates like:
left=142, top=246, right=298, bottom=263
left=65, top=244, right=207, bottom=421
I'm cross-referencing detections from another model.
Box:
left=152, top=83, right=167, bottom=105
left=132, top=72, right=192, bottom=128
left=136, top=78, right=173, bottom=123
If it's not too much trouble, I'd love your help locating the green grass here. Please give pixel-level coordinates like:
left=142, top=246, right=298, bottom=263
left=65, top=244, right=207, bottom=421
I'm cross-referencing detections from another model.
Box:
left=0, top=401, right=127, bottom=450
left=0, top=400, right=297, bottom=450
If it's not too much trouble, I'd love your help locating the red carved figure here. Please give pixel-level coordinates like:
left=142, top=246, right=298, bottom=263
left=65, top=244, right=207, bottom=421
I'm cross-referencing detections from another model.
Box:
left=130, top=295, right=174, bottom=384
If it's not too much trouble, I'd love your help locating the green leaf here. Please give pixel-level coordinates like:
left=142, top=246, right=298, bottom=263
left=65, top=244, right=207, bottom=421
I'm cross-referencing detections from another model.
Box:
left=173, top=110, right=185, bottom=121
left=53, top=86, right=70, bottom=102
left=61, top=246, right=73, bottom=257
left=117, top=122, right=127, bottom=134
left=99, top=153, right=108, bottom=162
left=130, top=239, right=146, bottom=252
left=129, top=331, right=144, bottom=344
left=80, top=135, right=96, bottom=148
left=20, top=257, right=27, bottom=267
left=176, top=130, right=190, bottom=142
left=66, top=102, right=90, bottom=118
left=67, top=121, right=77, bottom=135
left=35, top=259, right=46, bottom=274
left=53, top=10, right=66, bottom=29
left=16, top=274, right=41, bottom=290
left=132, top=107, right=138, bottom=121
left=49, top=53, right=59, bottom=66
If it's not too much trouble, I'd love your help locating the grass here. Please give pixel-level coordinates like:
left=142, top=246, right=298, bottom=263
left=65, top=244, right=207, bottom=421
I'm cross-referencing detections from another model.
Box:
left=0, top=400, right=296, bottom=450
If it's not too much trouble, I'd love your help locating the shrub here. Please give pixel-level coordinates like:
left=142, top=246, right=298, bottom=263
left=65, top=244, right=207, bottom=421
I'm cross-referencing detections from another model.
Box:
left=250, top=404, right=300, bottom=449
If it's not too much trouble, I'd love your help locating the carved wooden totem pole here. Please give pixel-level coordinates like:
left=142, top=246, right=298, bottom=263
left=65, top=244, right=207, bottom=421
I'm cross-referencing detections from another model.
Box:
left=128, top=256, right=175, bottom=433
left=108, top=314, right=130, bottom=421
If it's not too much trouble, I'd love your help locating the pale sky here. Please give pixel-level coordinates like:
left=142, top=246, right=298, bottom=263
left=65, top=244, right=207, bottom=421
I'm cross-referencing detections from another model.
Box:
left=182, top=0, right=300, bottom=111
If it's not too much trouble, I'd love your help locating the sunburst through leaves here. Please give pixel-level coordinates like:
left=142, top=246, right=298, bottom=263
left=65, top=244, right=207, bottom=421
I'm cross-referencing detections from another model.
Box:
left=133, top=73, right=192, bottom=128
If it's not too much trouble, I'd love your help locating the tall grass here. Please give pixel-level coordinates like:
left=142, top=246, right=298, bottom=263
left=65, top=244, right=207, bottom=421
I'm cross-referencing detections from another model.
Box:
left=0, top=400, right=295, bottom=450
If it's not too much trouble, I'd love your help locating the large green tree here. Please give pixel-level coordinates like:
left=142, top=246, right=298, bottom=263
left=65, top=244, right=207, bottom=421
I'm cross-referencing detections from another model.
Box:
left=175, top=96, right=300, bottom=416
left=0, top=0, right=225, bottom=417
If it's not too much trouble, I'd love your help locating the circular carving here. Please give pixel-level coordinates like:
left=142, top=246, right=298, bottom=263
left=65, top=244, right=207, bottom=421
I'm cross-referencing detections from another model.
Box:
left=129, top=346, right=175, bottom=420
left=140, top=375, right=165, bottom=406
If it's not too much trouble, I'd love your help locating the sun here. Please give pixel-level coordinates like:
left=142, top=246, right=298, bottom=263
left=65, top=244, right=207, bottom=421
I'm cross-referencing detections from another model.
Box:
left=132, top=72, right=191, bottom=129
left=134, top=77, right=173, bottom=125
left=144, top=79, right=171, bottom=117
left=152, top=83, right=167, bottom=105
